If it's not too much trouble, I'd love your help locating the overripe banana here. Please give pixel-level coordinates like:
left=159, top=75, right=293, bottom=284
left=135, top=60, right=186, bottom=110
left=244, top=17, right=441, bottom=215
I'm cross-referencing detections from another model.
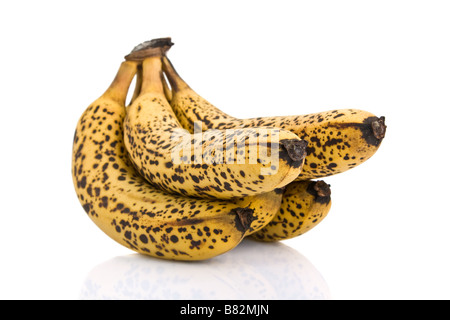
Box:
left=251, top=180, right=331, bottom=241
left=162, top=56, right=386, bottom=180
left=123, top=55, right=308, bottom=200
left=72, top=59, right=284, bottom=261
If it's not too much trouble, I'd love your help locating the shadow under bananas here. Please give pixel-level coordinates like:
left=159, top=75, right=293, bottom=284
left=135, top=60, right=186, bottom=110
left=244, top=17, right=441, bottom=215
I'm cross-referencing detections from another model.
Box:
left=79, top=239, right=330, bottom=300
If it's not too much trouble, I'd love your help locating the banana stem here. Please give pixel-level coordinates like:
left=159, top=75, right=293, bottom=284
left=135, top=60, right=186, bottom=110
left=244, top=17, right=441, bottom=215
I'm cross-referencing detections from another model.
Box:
left=162, top=55, right=191, bottom=92
left=162, top=72, right=173, bottom=101
left=140, top=57, right=165, bottom=96
left=129, top=65, right=143, bottom=105
left=103, top=61, right=138, bottom=104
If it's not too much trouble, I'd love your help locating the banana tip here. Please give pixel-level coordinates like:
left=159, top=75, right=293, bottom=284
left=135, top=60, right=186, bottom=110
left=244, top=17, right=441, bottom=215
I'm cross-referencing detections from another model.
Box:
left=280, top=139, right=308, bottom=163
left=372, top=116, right=386, bottom=140
left=307, top=180, right=331, bottom=205
left=232, top=207, right=256, bottom=233
left=313, top=180, right=331, bottom=198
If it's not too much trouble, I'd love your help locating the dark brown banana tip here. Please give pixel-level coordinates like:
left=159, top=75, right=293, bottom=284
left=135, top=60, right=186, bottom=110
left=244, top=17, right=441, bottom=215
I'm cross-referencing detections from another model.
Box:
left=125, top=37, right=174, bottom=61
left=313, top=180, right=331, bottom=198
left=232, top=207, right=256, bottom=233
left=280, top=139, right=308, bottom=162
left=307, top=180, right=331, bottom=204
left=372, top=116, right=386, bottom=140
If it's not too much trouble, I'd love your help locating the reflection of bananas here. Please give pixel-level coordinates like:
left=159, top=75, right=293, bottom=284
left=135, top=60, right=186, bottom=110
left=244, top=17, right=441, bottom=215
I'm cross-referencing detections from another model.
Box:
left=162, top=55, right=386, bottom=180
left=124, top=56, right=307, bottom=200
left=80, top=239, right=331, bottom=300
left=251, top=180, right=331, bottom=241
left=72, top=60, right=283, bottom=261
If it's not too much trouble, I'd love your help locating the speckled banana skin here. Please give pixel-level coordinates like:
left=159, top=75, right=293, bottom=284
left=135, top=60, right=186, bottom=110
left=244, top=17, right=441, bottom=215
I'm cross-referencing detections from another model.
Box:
left=251, top=180, right=331, bottom=241
left=72, top=61, right=284, bottom=261
left=162, top=56, right=386, bottom=181
left=124, top=56, right=307, bottom=200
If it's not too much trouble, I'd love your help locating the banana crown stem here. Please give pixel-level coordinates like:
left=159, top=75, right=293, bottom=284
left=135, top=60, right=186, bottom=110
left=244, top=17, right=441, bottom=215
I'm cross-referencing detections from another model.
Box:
left=124, top=37, right=174, bottom=61
left=103, top=61, right=138, bottom=104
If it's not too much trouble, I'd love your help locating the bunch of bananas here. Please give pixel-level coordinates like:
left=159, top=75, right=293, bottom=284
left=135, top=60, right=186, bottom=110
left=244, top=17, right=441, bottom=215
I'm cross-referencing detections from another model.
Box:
left=72, top=38, right=386, bottom=261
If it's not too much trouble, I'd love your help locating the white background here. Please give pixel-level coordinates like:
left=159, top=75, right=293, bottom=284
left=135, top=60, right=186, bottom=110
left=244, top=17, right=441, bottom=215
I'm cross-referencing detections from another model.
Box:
left=1, top=0, right=449, bottom=300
